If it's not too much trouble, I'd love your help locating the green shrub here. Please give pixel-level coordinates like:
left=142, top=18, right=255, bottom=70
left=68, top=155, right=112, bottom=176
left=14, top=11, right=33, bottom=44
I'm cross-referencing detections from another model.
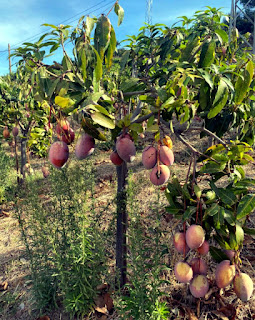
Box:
left=16, top=161, right=106, bottom=318
left=115, top=174, right=170, bottom=319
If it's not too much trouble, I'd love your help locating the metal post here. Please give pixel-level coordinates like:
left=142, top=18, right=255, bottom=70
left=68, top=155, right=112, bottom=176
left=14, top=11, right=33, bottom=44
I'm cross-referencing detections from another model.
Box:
left=8, top=44, right=11, bottom=74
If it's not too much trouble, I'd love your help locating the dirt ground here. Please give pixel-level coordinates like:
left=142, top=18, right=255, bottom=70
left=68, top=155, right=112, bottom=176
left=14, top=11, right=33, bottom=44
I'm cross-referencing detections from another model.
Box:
left=0, top=129, right=255, bottom=320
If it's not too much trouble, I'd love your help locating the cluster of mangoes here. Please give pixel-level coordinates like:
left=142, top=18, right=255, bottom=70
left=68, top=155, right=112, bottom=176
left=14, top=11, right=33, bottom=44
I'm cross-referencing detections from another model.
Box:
left=48, top=119, right=95, bottom=169
left=173, top=225, right=253, bottom=301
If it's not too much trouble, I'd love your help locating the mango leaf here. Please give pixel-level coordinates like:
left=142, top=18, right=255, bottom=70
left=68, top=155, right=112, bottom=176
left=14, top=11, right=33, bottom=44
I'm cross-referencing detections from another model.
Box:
left=129, top=123, right=143, bottom=133
left=235, top=60, right=254, bottom=104
left=180, top=37, right=200, bottom=63
left=55, top=96, right=75, bottom=109
left=91, top=112, right=115, bottom=129
left=94, top=15, right=111, bottom=59
left=86, top=16, right=96, bottom=38
left=120, top=50, right=130, bottom=70
left=210, top=182, right=237, bottom=206
left=215, top=29, right=228, bottom=44
left=207, top=79, right=228, bottom=119
left=114, top=3, right=124, bottom=26
left=237, top=194, right=255, bottom=220
left=105, top=27, right=117, bottom=69
left=198, top=40, right=216, bottom=68
left=78, top=48, right=87, bottom=81
left=243, top=226, right=255, bottom=235
left=199, top=81, right=210, bottom=110
left=198, top=69, right=213, bottom=88
left=81, top=117, right=106, bottom=141
left=224, top=209, right=236, bottom=226
left=93, top=49, right=103, bottom=82
left=235, top=178, right=255, bottom=188
left=200, top=161, right=226, bottom=174
left=205, top=203, right=220, bottom=217
left=120, top=78, right=140, bottom=92
left=235, top=224, right=244, bottom=245
left=210, top=246, right=229, bottom=262
left=88, top=105, right=114, bottom=119
left=183, top=206, right=197, bottom=221
left=47, top=78, right=59, bottom=99
left=214, top=206, right=225, bottom=229
left=165, top=206, right=181, bottom=215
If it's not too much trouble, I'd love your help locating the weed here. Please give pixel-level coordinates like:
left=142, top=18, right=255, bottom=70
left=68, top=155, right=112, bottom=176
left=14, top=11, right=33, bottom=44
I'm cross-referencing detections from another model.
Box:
left=115, top=173, right=170, bottom=319
left=16, top=160, right=107, bottom=318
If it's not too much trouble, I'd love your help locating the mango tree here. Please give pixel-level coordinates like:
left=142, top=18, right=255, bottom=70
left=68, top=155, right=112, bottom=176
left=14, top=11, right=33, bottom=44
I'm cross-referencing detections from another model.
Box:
left=12, top=4, right=255, bottom=298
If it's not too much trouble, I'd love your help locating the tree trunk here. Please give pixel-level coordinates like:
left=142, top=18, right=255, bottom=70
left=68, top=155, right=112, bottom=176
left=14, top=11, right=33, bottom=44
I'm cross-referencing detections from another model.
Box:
left=20, top=137, right=27, bottom=183
left=14, top=136, right=20, bottom=184
left=116, top=161, right=128, bottom=288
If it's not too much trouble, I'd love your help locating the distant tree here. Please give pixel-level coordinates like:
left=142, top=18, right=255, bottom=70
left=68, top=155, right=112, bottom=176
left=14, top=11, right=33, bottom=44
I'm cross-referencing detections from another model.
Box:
left=240, top=0, right=255, bottom=7
left=236, top=8, right=254, bottom=34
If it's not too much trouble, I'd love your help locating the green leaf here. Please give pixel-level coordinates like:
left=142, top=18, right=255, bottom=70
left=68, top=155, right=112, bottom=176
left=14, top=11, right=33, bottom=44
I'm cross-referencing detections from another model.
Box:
left=78, top=48, right=87, bottom=81
left=120, top=50, right=130, bottom=70
left=243, top=226, right=255, bottom=235
left=209, top=246, right=229, bottom=263
left=86, top=16, right=96, bottom=38
left=55, top=96, right=75, bottom=109
left=120, top=78, right=140, bottom=92
left=199, top=81, right=210, bottom=110
left=129, top=123, right=143, bottom=133
left=81, top=117, right=106, bottom=141
left=200, top=161, right=226, bottom=174
left=235, top=60, right=254, bottom=104
left=198, top=69, right=213, bottom=88
left=105, top=27, right=117, bottom=69
left=93, top=49, right=103, bottom=82
left=207, top=79, right=228, bottom=119
left=198, top=41, right=216, bottom=68
left=236, top=194, right=255, bottom=220
left=205, top=203, right=220, bottom=217
left=214, top=206, right=225, bottom=229
left=236, top=224, right=244, bottom=245
left=235, top=178, right=255, bottom=188
left=46, top=78, right=59, bottom=99
left=210, top=182, right=237, bottom=206
left=94, top=15, right=111, bottom=59
left=215, top=29, right=228, bottom=44
left=224, top=209, right=236, bottom=226
left=91, top=112, right=115, bottom=129
left=180, top=37, right=200, bottom=63
left=183, top=206, right=197, bottom=221
left=165, top=206, right=181, bottom=215
left=114, top=3, right=124, bottom=26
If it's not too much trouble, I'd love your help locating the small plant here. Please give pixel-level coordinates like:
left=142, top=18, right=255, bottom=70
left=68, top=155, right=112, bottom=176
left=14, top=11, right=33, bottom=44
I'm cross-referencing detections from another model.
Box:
left=16, top=161, right=106, bottom=317
left=115, top=174, right=170, bottom=319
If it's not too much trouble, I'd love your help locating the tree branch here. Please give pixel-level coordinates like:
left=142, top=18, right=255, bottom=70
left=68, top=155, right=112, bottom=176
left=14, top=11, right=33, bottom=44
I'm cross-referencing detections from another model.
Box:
left=188, top=126, right=228, bottom=148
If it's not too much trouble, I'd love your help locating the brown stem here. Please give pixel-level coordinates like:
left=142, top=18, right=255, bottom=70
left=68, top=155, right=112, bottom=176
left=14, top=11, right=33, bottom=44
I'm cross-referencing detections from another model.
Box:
left=14, top=136, right=20, bottom=184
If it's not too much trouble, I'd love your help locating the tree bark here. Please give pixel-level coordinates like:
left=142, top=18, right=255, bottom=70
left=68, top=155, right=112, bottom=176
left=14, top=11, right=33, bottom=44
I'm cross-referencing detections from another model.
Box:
left=20, top=137, right=27, bottom=183
left=116, top=161, right=128, bottom=288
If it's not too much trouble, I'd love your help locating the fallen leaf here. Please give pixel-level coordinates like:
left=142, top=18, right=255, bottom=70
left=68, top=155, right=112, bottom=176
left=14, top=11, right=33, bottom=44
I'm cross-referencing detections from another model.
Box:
left=219, top=304, right=236, bottom=320
left=97, top=283, right=109, bottom=291
left=0, top=281, right=8, bottom=291
left=36, top=317, right=50, bottom=320
left=95, top=306, right=108, bottom=315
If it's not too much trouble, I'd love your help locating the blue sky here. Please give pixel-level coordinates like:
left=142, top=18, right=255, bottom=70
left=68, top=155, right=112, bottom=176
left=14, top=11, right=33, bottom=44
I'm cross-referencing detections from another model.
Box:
left=0, top=0, right=231, bottom=76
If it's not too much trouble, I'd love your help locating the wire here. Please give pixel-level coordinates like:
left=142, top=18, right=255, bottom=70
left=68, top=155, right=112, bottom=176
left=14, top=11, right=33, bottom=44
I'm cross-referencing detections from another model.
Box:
left=0, top=0, right=116, bottom=53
